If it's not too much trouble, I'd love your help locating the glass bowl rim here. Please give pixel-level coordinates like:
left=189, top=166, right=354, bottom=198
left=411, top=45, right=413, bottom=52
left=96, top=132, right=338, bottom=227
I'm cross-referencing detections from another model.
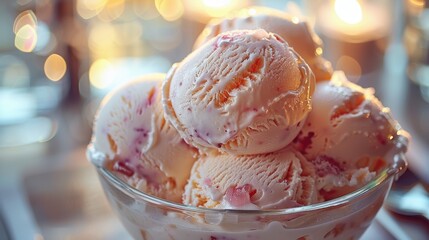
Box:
left=96, top=150, right=407, bottom=216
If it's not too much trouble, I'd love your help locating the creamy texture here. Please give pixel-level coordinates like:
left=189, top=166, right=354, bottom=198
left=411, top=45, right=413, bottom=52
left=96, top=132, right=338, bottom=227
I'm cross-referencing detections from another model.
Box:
left=87, top=5, right=412, bottom=239
left=89, top=74, right=198, bottom=202
left=292, top=71, right=400, bottom=197
left=183, top=147, right=319, bottom=209
left=163, top=29, right=315, bottom=155
left=194, top=6, right=333, bottom=82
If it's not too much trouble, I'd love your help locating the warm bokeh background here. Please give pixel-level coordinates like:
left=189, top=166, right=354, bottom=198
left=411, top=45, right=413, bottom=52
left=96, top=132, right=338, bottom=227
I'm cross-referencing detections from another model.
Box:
left=0, top=0, right=428, bottom=239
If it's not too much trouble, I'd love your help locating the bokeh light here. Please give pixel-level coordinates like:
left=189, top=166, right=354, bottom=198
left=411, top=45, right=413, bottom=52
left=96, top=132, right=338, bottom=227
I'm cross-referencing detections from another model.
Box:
left=155, top=0, right=184, bottom=22
left=15, top=25, right=37, bottom=52
left=183, top=0, right=244, bottom=22
left=201, top=0, right=236, bottom=18
left=0, top=55, right=30, bottom=88
left=77, top=0, right=107, bottom=19
left=44, top=54, right=67, bottom=81
left=336, top=55, right=362, bottom=81
left=408, top=0, right=425, bottom=7
left=334, top=0, right=363, bottom=25
left=35, top=34, right=58, bottom=56
left=291, top=16, right=300, bottom=24
left=98, top=0, right=125, bottom=22
left=88, top=23, right=117, bottom=55
left=14, top=10, right=38, bottom=52
left=13, top=10, right=37, bottom=34
left=202, top=0, right=232, bottom=8
left=89, top=59, right=114, bottom=89
left=34, top=21, right=55, bottom=54
left=133, top=0, right=160, bottom=20
left=87, top=56, right=171, bottom=96
left=316, top=47, right=323, bottom=56
left=114, top=22, right=143, bottom=45
left=247, top=8, right=257, bottom=16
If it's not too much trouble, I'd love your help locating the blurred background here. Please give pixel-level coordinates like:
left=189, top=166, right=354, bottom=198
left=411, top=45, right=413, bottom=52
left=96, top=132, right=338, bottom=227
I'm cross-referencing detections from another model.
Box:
left=0, top=0, right=428, bottom=239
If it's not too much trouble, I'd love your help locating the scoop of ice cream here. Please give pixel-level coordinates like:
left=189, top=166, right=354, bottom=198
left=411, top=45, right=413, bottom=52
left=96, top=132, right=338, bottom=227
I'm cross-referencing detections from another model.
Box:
left=292, top=71, right=403, bottom=198
left=194, top=6, right=333, bottom=82
left=183, top=148, right=319, bottom=209
left=163, top=29, right=315, bottom=155
left=88, top=74, right=198, bottom=202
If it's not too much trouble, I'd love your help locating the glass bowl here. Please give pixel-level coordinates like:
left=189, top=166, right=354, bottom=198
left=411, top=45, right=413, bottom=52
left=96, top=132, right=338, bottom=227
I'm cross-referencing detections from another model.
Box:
left=94, top=149, right=407, bottom=240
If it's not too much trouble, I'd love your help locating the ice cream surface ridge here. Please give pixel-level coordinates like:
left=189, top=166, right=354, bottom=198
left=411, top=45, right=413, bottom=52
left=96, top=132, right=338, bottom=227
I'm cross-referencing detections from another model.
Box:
left=183, top=148, right=319, bottom=210
left=163, top=29, right=315, bottom=155
left=194, top=6, right=333, bottom=82
left=292, top=71, right=404, bottom=199
left=89, top=74, right=198, bottom=202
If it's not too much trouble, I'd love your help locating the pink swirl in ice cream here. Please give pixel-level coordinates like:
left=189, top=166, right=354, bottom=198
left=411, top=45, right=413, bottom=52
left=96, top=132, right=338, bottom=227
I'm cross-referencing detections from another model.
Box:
left=163, top=29, right=315, bottom=155
left=183, top=148, right=319, bottom=209
left=88, top=74, right=198, bottom=202
left=292, top=71, right=402, bottom=199
left=194, top=6, right=333, bottom=82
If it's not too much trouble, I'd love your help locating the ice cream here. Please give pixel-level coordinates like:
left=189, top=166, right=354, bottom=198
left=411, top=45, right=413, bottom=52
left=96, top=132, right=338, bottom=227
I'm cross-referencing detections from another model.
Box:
left=183, top=147, right=319, bottom=210
left=193, top=6, right=333, bottom=82
left=87, top=74, right=198, bottom=202
left=163, top=29, right=315, bottom=155
left=87, top=5, right=411, bottom=240
left=292, top=71, right=403, bottom=199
